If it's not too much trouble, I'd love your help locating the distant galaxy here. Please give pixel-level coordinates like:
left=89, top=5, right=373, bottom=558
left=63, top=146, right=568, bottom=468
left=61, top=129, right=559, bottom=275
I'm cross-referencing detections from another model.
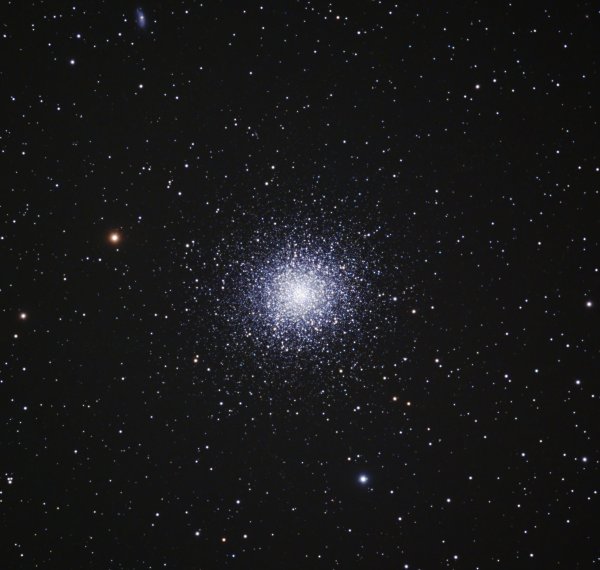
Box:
left=135, top=7, right=147, bottom=29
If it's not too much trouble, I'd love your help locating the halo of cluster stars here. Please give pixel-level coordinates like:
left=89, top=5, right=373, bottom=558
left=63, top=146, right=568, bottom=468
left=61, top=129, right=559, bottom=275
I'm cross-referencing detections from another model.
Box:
left=182, top=208, right=400, bottom=382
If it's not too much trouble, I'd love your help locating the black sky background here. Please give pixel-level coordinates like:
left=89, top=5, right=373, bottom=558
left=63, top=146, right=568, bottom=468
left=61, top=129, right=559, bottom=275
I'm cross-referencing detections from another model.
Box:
left=1, top=1, right=599, bottom=568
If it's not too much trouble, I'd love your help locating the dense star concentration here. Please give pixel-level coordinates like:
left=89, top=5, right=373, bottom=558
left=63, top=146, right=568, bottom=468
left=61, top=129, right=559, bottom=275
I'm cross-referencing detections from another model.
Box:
left=173, top=204, right=406, bottom=390
left=1, top=2, right=599, bottom=569
left=181, top=211, right=396, bottom=379
left=232, top=237, right=361, bottom=355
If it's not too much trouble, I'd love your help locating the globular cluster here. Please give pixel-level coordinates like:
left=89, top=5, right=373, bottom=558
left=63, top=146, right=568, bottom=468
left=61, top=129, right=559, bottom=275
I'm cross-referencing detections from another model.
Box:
left=181, top=207, right=401, bottom=382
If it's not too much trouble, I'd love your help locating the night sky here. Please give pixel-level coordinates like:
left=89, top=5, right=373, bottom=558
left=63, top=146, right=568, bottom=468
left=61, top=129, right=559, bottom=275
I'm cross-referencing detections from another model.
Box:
left=2, top=2, right=599, bottom=568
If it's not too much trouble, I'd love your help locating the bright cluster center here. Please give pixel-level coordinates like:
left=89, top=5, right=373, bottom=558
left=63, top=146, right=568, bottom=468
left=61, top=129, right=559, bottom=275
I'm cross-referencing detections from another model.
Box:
left=187, top=217, right=391, bottom=368
left=272, top=269, right=329, bottom=323
left=237, top=240, right=364, bottom=355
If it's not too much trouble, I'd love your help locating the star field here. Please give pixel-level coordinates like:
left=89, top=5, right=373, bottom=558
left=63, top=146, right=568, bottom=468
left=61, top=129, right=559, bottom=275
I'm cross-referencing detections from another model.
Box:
left=1, top=2, right=599, bottom=568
